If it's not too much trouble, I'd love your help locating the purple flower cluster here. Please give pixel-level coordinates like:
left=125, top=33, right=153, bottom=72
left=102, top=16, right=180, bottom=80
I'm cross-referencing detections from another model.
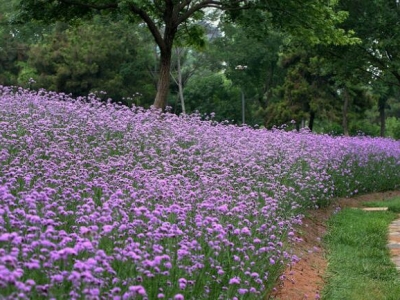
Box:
left=0, top=86, right=399, bottom=299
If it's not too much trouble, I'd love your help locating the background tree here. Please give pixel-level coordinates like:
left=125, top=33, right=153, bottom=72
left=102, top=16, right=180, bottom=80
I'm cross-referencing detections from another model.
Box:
left=17, top=0, right=358, bottom=110
left=184, top=72, right=245, bottom=123
left=2, top=0, right=398, bottom=137
left=22, top=18, right=155, bottom=106
left=263, top=48, right=325, bottom=130
left=0, top=29, right=26, bottom=86
left=0, top=0, right=48, bottom=86
left=169, top=18, right=214, bottom=114
left=212, top=23, right=286, bottom=124
left=319, top=0, right=400, bottom=136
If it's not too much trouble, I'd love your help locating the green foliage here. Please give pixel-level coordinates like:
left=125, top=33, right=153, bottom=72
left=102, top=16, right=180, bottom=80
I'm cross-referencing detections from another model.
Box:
left=207, top=23, right=286, bottom=125
left=16, top=0, right=96, bottom=23
left=230, top=0, right=360, bottom=46
left=16, top=0, right=359, bottom=47
left=0, top=31, right=25, bottom=85
left=184, top=72, right=245, bottom=124
left=350, top=118, right=380, bottom=137
left=174, top=23, right=207, bottom=50
left=0, top=1, right=32, bottom=86
left=386, top=117, right=400, bottom=140
left=264, top=47, right=342, bottom=129
left=387, top=92, right=400, bottom=119
left=15, top=0, right=362, bottom=110
left=26, top=19, right=155, bottom=106
left=313, top=120, right=344, bottom=136
left=318, top=0, right=400, bottom=136
left=16, top=61, right=38, bottom=87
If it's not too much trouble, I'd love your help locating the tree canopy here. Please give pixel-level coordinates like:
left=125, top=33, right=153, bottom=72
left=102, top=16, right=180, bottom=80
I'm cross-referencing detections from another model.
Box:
left=16, top=0, right=359, bottom=110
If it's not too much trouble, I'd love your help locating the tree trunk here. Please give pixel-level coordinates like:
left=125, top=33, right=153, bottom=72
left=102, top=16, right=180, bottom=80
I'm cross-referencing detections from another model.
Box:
left=152, top=16, right=176, bottom=111
left=309, top=111, right=315, bottom=131
left=342, top=88, right=350, bottom=136
left=153, top=50, right=172, bottom=110
left=379, top=98, right=386, bottom=137
left=241, top=89, right=245, bottom=124
left=152, top=44, right=159, bottom=90
left=176, top=48, right=186, bottom=114
left=261, top=62, right=275, bottom=108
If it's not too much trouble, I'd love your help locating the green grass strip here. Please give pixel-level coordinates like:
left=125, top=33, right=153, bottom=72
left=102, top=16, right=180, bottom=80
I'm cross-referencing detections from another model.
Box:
left=363, top=197, right=400, bottom=213
left=323, top=208, right=400, bottom=300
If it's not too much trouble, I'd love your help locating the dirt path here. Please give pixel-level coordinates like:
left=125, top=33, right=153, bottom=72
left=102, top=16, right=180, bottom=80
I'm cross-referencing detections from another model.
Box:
left=268, top=191, right=400, bottom=300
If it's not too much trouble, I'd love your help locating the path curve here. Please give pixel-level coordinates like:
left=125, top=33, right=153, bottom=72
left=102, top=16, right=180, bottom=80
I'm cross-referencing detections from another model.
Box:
left=269, top=190, right=400, bottom=300
left=388, top=215, right=400, bottom=271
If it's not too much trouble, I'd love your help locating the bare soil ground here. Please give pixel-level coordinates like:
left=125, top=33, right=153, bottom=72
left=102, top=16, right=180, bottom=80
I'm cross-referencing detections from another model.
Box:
left=268, top=190, right=400, bottom=300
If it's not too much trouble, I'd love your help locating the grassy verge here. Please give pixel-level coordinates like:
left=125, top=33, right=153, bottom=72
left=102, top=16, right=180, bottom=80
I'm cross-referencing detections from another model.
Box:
left=323, top=207, right=400, bottom=300
left=363, top=196, right=400, bottom=213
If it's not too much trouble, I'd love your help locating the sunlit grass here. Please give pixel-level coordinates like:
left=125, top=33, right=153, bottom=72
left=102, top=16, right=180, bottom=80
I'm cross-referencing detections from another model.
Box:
left=323, top=208, right=400, bottom=300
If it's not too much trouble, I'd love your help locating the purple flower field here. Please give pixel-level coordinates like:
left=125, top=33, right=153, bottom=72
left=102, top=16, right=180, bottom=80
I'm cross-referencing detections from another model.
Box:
left=0, top=86, right=399, bottom=299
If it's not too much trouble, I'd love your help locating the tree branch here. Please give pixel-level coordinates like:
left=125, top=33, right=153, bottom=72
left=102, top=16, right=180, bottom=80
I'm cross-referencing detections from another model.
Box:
left=178, top=0, right=252, bottom=24
left=127, top=4, right=165, bottom=52
left=353, top=47, right=400, bottom=86
left=178, top=0, right=193, bottom=12
left=178, top=0, right=224, bottom=24
left=357, top=45, right=388, bottom=69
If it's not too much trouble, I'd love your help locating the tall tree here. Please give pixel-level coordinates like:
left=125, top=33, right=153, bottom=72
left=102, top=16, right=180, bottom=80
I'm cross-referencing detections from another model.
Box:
left=213, top=23, right=286, bottom=117
left=17, top=0, right=358, bottom=110
left=322, top=0, right=400, bottom=136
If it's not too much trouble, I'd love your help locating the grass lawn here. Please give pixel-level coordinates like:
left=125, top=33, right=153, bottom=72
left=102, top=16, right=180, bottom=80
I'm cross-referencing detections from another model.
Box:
left=363, top=196, right=400, bottom=213
left=323, top=204, right=400, bottom=300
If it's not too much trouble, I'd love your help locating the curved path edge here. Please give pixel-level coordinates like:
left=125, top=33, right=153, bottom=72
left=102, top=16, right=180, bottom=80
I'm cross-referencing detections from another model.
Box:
left=269, top=190, right=400, bottom=300
left=388, top=214, right=400, bottom=271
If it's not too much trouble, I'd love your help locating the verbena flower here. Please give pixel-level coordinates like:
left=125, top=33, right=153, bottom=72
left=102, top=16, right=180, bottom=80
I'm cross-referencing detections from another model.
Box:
left=0, top=86, right=399, bottom=299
